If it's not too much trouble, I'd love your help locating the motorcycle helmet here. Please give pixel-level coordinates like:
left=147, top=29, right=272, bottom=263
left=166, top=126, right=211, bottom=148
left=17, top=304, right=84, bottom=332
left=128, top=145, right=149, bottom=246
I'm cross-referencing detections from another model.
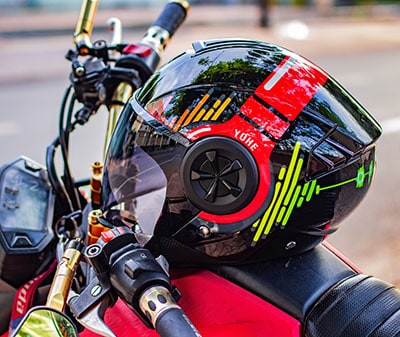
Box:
left=101, top=39, right=382, bottom=265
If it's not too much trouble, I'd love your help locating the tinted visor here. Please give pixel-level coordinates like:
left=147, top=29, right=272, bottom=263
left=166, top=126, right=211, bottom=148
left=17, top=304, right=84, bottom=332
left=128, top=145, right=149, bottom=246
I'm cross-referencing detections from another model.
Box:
left=102, top=99, right=185, bottom=235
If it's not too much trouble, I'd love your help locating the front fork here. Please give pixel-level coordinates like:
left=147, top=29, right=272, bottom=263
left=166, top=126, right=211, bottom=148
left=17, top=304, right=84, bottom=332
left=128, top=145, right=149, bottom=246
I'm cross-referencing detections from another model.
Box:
left=104, top=83, right=133, bottom=157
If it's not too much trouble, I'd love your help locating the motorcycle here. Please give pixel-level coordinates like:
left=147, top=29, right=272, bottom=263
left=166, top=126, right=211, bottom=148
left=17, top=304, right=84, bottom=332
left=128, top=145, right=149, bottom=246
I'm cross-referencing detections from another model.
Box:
left=1, top=1, right=400, bottom=336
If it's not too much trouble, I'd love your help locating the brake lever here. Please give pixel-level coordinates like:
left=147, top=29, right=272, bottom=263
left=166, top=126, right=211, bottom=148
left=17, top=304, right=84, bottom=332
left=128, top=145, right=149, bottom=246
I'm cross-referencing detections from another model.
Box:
left=71, top=292, right=116, bottom=337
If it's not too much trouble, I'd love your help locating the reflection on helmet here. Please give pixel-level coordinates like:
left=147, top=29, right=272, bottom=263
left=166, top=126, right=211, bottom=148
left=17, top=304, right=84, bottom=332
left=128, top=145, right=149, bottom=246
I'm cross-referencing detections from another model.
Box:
left=102, top=39, right=382, bottom=265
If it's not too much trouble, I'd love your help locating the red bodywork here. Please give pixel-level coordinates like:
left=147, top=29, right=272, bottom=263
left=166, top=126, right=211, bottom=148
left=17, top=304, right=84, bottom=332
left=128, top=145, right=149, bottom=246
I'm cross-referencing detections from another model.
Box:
left=81, top=269, right=301, bottom=337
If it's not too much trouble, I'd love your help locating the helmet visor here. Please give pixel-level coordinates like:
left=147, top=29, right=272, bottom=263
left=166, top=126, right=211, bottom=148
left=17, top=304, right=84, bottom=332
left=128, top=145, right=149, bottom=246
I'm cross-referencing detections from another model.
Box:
left=101, top=101, right=170, bottom=235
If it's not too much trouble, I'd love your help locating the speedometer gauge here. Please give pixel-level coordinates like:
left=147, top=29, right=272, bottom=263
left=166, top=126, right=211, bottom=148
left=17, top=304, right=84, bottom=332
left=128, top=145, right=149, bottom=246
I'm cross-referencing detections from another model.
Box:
left=0, top=157, right=55, bottom=287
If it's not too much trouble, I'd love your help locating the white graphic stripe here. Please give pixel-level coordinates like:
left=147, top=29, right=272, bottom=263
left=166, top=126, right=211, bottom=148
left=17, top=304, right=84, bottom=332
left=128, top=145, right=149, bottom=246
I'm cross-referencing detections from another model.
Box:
left=264, top=56, right=295, bottom=91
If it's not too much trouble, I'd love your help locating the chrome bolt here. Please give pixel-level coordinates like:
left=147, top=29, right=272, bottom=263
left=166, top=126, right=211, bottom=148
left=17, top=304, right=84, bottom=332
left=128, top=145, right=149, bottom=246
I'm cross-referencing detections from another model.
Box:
left=198, top=225, right=211, bottom=238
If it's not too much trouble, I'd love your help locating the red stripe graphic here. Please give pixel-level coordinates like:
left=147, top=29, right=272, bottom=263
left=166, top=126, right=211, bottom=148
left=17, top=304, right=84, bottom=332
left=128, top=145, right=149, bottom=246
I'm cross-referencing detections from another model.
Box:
left=255, top=56, right=328, bottom=121
left=240, top=96, right=290, bottom=139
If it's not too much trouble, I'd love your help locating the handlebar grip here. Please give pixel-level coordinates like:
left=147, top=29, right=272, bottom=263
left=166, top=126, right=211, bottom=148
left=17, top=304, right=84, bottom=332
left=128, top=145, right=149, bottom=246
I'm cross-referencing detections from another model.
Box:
left=141, top=0, right=189, bottom=55
left=156, top=307, right=201, bottom=337
left=139, top=286, right=201, bottom=337
left=151, top=0, right=189, bottom=38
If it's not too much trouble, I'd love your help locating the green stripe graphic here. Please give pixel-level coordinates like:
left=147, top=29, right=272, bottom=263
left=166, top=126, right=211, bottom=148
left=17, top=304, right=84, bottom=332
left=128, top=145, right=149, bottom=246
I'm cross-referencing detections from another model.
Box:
left=251, top=142, right=375, bottom=246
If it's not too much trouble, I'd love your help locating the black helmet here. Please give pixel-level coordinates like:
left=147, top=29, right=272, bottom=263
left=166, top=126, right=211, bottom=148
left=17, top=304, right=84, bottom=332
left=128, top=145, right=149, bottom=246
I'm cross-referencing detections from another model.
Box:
left=101, top=39, right=382, bottom=265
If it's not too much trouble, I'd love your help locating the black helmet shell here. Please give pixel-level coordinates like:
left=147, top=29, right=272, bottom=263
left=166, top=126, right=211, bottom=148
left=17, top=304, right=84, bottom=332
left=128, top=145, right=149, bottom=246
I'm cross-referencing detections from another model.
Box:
left=101, top=39, right=382, bottom=265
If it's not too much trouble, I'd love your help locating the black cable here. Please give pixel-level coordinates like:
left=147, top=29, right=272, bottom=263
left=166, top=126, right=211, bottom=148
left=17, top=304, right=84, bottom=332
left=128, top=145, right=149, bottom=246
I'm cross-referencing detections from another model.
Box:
left=59, top=91, right=82, bottom=211
left=47, top=85, right=71, bottom=194
left=46, top=85, right=76, bottom=213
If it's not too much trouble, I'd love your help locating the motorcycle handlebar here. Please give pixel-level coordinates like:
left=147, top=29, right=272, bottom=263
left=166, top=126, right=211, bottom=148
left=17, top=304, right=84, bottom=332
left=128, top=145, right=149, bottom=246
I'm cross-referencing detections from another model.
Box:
left=156, top=307, right=201, bottom=337
left=151, top=0, right=189, bottom=38
left=74, top=0, right=189, bottom=56
left=139, top=286, right=202, bottom=337
left=141, top=0, right=189, bottom=56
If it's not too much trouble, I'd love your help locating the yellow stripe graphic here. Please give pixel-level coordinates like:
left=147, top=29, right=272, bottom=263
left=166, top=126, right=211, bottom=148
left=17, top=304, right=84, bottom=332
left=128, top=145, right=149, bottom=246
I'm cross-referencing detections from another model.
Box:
left=193, top=107, right=208, bottom=123
left=211, top=95, right=233, bottom=121
left=183, top=91, right=212, bottom=127
left=203, top=108, right=215, bottom=120
left=283, top=157, right=304, bottom=206
left=264, top=142, right=301, bottom=230
left=252, top=142, right=302, bottom=244
left=252, top=181, right=282, bottom=243
left=283, top=185, right=302, bottom=226
left=204, top=95, right=225, bottom=121
left=172, top=91, right=234, bottom=131
left=173, top=108, right=191, bottom=132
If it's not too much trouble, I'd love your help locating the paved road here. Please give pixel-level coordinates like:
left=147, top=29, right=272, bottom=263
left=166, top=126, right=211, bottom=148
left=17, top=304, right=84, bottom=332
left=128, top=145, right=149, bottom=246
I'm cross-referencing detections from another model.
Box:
left=1, top=5, right=400, bottom=285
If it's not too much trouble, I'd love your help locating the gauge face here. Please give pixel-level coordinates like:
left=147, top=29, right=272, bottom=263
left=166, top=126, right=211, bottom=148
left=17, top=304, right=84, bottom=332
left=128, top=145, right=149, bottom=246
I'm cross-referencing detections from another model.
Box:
left=0, top=157, right=55, bottom=287
left=0, top=166, right=50, bottom=231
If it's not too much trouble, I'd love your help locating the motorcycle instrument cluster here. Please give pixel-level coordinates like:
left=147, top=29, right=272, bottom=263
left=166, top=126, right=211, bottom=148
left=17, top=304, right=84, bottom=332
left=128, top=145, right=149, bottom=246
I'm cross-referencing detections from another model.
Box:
left=0, top=157, right=55, bottom=287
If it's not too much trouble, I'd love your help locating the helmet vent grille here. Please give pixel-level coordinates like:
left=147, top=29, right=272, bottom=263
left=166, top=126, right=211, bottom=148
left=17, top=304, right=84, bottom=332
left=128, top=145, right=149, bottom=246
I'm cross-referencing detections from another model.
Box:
left=181, top=137, right=259, bottom=215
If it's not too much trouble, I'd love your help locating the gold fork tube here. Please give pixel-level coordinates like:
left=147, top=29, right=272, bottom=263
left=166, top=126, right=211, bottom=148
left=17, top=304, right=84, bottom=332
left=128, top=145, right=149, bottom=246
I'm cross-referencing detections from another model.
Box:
left=104, top=82, right=133, bottom=157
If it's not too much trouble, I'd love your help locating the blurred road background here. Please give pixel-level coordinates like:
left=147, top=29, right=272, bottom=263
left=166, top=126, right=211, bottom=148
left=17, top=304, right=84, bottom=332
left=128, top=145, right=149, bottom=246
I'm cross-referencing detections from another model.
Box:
left=0, top=0, right=400, bottom=286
